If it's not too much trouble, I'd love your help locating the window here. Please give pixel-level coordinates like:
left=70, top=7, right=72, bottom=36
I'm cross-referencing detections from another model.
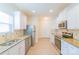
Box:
left=0, top=11, right=13, bottom=33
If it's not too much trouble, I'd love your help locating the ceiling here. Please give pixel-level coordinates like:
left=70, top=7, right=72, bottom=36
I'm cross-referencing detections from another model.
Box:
left=14, top=3, right=70, bottom=17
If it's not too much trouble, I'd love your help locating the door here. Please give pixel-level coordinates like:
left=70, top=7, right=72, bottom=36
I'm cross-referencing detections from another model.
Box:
left=39, top=17, right=51, bottom=38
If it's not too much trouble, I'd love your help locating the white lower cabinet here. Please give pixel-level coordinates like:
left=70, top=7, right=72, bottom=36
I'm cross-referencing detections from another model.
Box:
left=8, top=44, right=19, bottom=55
left=2, top=45, right=19, bottom=55
left=19, top=40, right=25, bottom=55
left=68, top=43, right=79, bottom=55
left=61, top=40, right=79, bottom=55
left=1, top=37, right=31, bottom=55
left=1, top=50, right=9, bottom=55
left=61, top=40, right=69, bottom=55
left=2, top=41, right=24, bottom=55
left=8, top=40, right=26, bottom=55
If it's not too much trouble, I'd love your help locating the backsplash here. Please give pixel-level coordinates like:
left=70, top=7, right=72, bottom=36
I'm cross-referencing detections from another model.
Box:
left=0, top=30, right=24, bottom=43
left=68, top=29, right=79, bottom=39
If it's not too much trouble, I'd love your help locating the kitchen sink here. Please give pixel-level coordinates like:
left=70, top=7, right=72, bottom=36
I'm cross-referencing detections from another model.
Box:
left=0, top=40, right=19, bottom=46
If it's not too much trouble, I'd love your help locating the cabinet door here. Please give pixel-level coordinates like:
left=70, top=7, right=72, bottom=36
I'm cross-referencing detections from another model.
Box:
left=1, top=44, right=19, bottom=55
left=75, top=47, right=79, bottom=55
left=68, top=43, right=79, bottom=55
left=19, top=40, right=25, bottom=55
left=8, top=44, right=19, bottom=55
left=14, top=11, right=27, bottom=30
left=61, top=40, right=79, bottom=55
left=14, top=11, right=21, bottom=29
left=20, top=13, right=27, bottom=29
left=1, top=50, right=9, bottom=55
left=61, top=40, right=69, bottom=55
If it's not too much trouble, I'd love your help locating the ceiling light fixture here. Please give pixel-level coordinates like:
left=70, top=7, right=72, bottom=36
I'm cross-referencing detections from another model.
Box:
left=32, top=10, right=36, bottom=13
left=44, top=16, right=49, bottom=20
left=49, top=9, right=53, bottom=13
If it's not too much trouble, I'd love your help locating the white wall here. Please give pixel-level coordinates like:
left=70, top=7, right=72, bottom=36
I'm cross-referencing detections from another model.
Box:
left=38, top=16, right=57, bottom=39
left=56, top=4, right=79, bottom=29
left=38, top=17, right=51, bottom=38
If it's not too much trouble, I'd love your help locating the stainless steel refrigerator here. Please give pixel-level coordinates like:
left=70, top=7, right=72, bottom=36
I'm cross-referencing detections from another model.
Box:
left=24, top=25, right=36, bottom=46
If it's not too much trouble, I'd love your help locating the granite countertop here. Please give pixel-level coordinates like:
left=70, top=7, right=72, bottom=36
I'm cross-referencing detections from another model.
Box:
left=0, top=35, right=30, bottom=54
left=63, top=38, right=79, bottom=48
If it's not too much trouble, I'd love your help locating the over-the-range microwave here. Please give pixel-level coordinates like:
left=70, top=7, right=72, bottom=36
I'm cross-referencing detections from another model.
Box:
left=58, top=20, right=67, bottom=29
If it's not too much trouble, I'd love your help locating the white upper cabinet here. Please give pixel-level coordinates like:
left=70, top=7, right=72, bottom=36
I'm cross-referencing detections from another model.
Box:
left=14, top=11, right=27, bottom=30
left=66, top=6, right=77, bottom=29
left=20, top=12, right=27, bottom=29
left=57, top=4, right=79, bottom=29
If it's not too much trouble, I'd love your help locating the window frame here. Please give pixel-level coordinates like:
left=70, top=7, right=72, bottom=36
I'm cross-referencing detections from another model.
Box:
left=0, top=11, right=13, bottom=34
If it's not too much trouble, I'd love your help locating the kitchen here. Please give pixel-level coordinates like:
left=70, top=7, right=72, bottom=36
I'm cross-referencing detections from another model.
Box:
left=0, top=3, right=79, bottom=55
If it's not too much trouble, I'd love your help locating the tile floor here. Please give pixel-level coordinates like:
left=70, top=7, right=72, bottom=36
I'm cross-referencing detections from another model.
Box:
left=27, top=38, right=59, bottom=55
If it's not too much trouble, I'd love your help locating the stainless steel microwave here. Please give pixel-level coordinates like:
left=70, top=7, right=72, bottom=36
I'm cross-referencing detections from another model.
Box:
left=58, top=20, right=67, bottom=29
